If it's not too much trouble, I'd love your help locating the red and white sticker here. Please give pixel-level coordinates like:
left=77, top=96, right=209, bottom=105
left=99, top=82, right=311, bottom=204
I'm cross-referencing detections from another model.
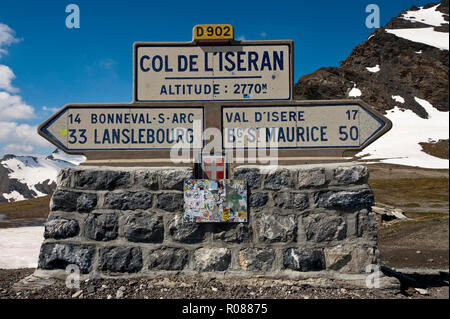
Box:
left=201, top=155, right=227, bottom=180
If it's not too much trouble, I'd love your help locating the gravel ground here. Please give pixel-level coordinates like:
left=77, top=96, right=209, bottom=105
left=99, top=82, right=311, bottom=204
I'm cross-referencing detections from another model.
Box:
left=0, top=269, right=448, bottom=299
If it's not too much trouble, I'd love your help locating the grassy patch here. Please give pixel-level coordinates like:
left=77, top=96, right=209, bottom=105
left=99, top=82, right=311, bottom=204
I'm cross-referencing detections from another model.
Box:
left=402, top=203, right=421, bottom=208
left=379, top=212, right=448, bottom=235
left=0, top=195, right=51, bottom=220
left=369, top=177, right=449, bottom=207
left=404, top=211, right=449, bottom=221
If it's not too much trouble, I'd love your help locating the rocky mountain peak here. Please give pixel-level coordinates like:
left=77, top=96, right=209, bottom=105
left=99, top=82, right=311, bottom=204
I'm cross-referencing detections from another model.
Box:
left=294, top=0, right=449, bottom=119
left=0, top=151, right=81, bottom=203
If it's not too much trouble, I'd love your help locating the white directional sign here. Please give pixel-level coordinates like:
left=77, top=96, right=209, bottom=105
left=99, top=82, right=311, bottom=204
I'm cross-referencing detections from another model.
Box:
left=38, top=26, right=392, bottom=164
left=222, top=103, right=390, bottom=150
left=134, top=41, right=293, bottom=102
left=38, top=105, right=204, bottom=152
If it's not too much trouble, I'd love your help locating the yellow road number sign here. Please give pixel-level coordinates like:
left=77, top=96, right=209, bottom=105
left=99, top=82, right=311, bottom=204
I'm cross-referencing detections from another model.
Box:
left=193, top=24, right=234, bottom=41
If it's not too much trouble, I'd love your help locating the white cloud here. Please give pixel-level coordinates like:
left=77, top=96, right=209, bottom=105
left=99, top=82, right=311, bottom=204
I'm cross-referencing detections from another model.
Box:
left=0, top=65, right=18, bottom=93
left=86, top=57, right=118, bottom=74
left=42, top=106, right=59, bottom=113
left=0, top=23, right=40, bottom=156
left=236, top=35, right=246, bottom=41
left=260, top=32, right=267, bottom=37
left=0, top=23, right=20, bottom=57
left=0, top=23, right=33, bottom=122
left=0, top=122, right=49, bottom=149
left=3, top=143, right=34, bottom=154
left=0, top=91, right=34, bottom=120
left=97, top=58, right=117, bottom=70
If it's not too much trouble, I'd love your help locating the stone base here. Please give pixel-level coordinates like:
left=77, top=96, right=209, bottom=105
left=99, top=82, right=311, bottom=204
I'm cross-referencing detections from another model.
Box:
left=36, top=163, right=380, bottom=279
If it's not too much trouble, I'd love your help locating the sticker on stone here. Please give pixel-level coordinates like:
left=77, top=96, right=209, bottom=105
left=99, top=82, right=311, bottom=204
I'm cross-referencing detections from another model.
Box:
left=183, top=179, right=247, bottom=223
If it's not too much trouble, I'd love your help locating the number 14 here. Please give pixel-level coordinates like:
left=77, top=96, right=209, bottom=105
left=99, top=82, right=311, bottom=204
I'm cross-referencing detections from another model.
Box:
left=69, top=113, right=81, bottom=124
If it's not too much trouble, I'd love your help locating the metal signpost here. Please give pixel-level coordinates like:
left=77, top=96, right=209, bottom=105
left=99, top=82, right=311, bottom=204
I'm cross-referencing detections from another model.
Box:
left=38, top=24, right=392, bottom=166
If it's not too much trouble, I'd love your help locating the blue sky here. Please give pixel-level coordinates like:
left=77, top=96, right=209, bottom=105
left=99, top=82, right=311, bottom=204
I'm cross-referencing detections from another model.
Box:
left=0, top=0, right=435, bottom=156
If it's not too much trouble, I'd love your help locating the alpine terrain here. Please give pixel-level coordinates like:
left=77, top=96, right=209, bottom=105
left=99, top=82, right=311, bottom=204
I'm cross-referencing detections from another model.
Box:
left=0, top=150, right=84, bottom=203
left=294, top=0, right=449, bottom=168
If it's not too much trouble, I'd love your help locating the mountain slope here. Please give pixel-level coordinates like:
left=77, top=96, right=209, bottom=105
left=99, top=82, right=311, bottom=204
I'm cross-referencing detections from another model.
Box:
left=0, top=150, right=85, bottom=203
left=294, top=0, right=449, bottom=168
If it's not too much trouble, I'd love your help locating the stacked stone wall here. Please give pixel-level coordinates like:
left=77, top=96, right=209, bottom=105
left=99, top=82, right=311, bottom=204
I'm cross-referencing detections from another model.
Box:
left=37, top=164, right=379, bottom=278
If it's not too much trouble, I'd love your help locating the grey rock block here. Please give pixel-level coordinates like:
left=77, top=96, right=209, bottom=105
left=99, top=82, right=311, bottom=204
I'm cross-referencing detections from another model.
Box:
left=157, top=193, right=183, bottom=212
left=148, top=247, right=188, bottom=270
left=104, top=191, right=153, bottom=210
left=232, top=167, right=261, bottom=189
left=98, top=246, right=142, bottom=273
left=50, top=190, right=80, bottom=212
left=85, top=213, right=118, bottom=241
left=264, top=169, right=293, bottom=190
left=314, top=189, right=374, bottom=209
left=283, top=248, right=325, bottom=271
left=123, top=213, right=164, bottom=243
left=273, top=192, right=294, bottom=209
left=323, top=245, right=353, bottom=271
left=357, top=209, right=378, bottom=238
left=212, top=223, right=251, bottom=243
left=331, top=166, right=369, bottom=186
left=160, top=168, right=194, bottom=190
left=324, top=245, right=379, bottom=273
left=72, top=170, right=131, bottom=190
left=193, top=248, right=231, bottom=271
left=249, top=192, right=269, bottom=208
left=293, top=193, right=310, bottom=211
left=56, top=169, right=71, bottom=188
left=169, top=215, right=205, bottom=243
left=134, top=170, right=159, bottom=190
left=239, top=248, right=274, bottom=271
left=303, top=214, right=347, bottom=242
left=273, top=192, right=309, bottom=211
left=76, top=193, right=97, bottom=213
left=44, top=217, right=80, bottom=239
left=297, top=168, right=326, bottom=188
left=258, top=214, right=297, bottom=243
left=38, top=243, right=94, bottom=274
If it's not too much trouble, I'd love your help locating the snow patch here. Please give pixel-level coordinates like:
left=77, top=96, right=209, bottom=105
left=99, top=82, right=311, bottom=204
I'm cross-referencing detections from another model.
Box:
left=385, top=28, right=449, bottom=51
left=2, top=190, right=25, bottom=202
left=0, top=226, right=44, bottom=269
left=1, top=155, right=74, bottom=199
left=392, top=95, right=405, bottom=103
left=357, top=98, right=449, bottom=169
left=366, top=65, right=380, bottom=73
left=348, top=87, right=362, bottom=97
left=400, top=4, right=448, bottom=27
left=49, top=149, right=85, bottom=166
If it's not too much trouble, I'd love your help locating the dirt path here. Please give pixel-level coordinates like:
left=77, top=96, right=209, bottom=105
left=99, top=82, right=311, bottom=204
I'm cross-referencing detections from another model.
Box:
left=367, top=163, right=449, bottom=271
left=0, top=269, right=448, bottom=299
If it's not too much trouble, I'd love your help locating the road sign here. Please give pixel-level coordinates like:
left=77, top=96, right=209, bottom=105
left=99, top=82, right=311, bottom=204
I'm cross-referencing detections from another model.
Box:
left=221, top=100, right=392, bottom=153
left=38, top=104, right=204, bottom=153
left=38, top=25, right=392, bottom=166
left=193, top=24, right=234, bottom=41
left=133, top=41, right=293, bottom=102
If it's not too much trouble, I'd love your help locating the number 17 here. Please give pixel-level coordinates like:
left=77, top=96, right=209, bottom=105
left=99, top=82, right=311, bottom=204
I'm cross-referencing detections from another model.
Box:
left=346, top=110, right=358, bottom=120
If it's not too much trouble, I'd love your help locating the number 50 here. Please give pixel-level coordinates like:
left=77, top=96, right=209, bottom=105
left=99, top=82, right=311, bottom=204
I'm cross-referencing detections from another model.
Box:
left=339, top=125, right=359, bottom=141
